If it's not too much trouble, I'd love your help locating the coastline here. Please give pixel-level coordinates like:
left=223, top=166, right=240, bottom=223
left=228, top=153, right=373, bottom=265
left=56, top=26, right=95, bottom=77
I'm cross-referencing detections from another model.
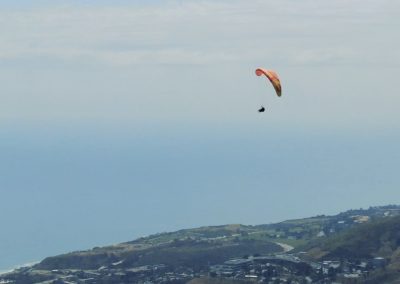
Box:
left=0, top=261, right=38, bottom=276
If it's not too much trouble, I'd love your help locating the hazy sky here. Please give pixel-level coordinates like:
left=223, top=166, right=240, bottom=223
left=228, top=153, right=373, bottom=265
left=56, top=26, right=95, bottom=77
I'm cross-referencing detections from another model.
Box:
left=1, top=0, right=399, bottom=271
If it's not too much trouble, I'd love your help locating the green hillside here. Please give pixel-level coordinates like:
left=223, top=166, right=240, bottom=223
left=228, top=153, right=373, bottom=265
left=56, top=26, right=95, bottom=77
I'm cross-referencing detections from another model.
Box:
left=304, top=215, right=400, bottom=260
left=302, top=215, right=400, bottom=283
left=38, top=237, right=281, bottom=270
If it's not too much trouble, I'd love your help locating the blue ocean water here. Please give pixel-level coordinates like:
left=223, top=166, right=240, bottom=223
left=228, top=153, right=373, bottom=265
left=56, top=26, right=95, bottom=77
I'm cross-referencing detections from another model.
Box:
left=0, top=123, right=399, bottom=270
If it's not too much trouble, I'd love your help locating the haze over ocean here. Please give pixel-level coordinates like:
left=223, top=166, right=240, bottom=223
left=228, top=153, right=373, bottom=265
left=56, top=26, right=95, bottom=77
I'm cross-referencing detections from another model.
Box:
left=1, top=0, right=399, bottom=270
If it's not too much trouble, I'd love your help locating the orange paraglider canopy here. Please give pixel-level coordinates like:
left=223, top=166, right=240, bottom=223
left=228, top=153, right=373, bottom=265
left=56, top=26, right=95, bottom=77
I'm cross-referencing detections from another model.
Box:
left=255, top=68, right=282, bottom=97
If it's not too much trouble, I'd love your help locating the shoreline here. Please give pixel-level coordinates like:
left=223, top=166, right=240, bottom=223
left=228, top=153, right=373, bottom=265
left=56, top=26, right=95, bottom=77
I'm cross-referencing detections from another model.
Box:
left=0, top=261, right=38, bottom=276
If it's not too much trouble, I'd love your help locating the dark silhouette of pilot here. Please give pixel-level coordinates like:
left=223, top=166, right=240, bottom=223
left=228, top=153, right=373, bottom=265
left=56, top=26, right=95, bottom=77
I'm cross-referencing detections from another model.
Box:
left=258, top=106, right=265, bottom=112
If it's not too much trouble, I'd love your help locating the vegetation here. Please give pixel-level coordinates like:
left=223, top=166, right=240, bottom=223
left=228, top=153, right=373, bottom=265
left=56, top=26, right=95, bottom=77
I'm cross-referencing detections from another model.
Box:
left=38, top=238, right=281, bottom=270
left=304, top=215, right=400, bottom=260
left=5, top=205, right=400, bottom=283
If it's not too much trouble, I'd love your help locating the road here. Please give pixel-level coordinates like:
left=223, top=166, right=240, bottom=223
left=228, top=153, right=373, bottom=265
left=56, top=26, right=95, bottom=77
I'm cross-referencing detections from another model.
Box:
left=275, top=242, right=294, bottom=252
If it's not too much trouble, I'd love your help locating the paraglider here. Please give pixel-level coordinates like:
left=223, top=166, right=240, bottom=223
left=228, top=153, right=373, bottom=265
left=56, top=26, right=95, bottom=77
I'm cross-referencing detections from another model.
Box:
left=255, top=68, right=282, bottom=97
left=255, top=68, right=282, bottom=112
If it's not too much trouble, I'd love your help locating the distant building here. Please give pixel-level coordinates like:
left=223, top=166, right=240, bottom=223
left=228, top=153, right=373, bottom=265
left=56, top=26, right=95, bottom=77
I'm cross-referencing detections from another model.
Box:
left=245, top=274, right=258, bottom=279
left=351, top=215, right=370, bottom=223
left=343, top=273, right=361, bottom=279
left=209, top=265, right=234, bottom=277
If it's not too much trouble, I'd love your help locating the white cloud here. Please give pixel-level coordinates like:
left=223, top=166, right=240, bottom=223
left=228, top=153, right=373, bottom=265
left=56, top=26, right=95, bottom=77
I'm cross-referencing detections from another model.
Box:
left=0, top=0, right=399, bottom=127
left=0, top=0, right=398, bottom=66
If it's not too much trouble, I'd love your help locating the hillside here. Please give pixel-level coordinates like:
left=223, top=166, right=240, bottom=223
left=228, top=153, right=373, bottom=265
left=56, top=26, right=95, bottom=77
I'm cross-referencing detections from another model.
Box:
left=304, top=214, right=400, bottom=260
left=301, top=215, right=400, bottom=283
left=2, top=205, right=400, bottom=283
left=37, top=238, right=281, bottom=271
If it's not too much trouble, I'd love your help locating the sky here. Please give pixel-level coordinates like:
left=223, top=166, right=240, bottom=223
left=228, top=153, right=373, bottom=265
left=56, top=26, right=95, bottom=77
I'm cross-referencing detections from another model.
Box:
left=0, top=0, right=400, bottom=271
